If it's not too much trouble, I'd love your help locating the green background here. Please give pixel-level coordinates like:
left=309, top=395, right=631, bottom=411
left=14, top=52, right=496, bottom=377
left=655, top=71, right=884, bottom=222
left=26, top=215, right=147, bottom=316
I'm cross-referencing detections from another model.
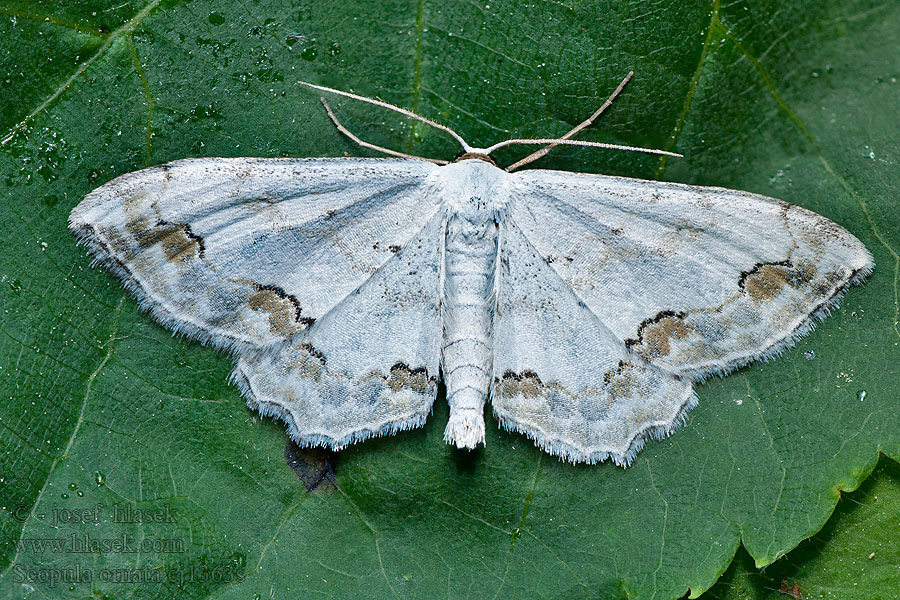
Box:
left=1, top=0, right=899, bottom=598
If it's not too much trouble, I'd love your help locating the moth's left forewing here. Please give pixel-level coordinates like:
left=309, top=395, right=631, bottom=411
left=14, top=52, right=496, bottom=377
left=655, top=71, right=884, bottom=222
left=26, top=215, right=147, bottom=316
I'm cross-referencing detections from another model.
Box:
left=508, top=170, right=873, bottom=381
left=71, top=156, right=447, bottom=451
left=69, top=157, right=441, bottom=353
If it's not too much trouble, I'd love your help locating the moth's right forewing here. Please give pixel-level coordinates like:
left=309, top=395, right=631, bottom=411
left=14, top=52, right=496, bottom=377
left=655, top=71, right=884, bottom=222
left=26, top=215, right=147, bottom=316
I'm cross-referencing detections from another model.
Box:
left=508, top=170, right=872, bottom=381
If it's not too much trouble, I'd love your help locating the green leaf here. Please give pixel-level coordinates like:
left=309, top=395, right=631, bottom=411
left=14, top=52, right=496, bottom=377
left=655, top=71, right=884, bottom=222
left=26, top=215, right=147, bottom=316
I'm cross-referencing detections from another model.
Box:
left=700, top=456, right=900, bottom=600
left=1, top=1, right=898, bottom=598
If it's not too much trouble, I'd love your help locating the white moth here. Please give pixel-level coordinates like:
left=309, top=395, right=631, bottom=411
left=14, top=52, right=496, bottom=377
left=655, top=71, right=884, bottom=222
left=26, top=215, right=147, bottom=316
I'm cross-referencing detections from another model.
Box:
left=69, top=74, right=873, bottom=466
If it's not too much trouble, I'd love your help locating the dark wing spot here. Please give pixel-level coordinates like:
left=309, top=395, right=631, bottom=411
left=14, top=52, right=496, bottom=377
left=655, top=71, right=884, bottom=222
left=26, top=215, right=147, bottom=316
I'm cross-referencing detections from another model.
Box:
left=284, top=442, right=337, bottom=492
left=602, top=360, right=628, bottom=385
left=387, top=362, right=433, bottom=393
left=388, top=244, right=401, bottom=253
left=293, top=343, right=327, bottom=379
left=738, top=259, right=822, bottom=301
left=248, top=284, right=309, bottom=336
left=131, top=219, right=205, bottom=262
left=625, top=310, right=691, bottom=359
left=497, top=369, right=544, bottom=398
left=299, top=343, right=326, bottom=363
left=601, top=360, right=644, bottom=399
left=738, top=260, right=793, bottom=300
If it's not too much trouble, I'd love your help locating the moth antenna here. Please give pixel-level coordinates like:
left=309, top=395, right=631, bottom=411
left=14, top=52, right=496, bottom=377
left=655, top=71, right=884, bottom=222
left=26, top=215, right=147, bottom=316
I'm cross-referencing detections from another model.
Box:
left=299, top=81, right=475, bottom=153
left=485, top=138, right=683, bottom=160
left=506, top=71, right=635, bottom=172
left=319, top=98, right=449, bottom=165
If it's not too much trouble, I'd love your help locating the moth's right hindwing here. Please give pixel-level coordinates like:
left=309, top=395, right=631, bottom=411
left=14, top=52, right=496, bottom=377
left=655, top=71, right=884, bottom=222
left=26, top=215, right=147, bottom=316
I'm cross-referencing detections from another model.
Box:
left=492, top=220, right=696, bottom=466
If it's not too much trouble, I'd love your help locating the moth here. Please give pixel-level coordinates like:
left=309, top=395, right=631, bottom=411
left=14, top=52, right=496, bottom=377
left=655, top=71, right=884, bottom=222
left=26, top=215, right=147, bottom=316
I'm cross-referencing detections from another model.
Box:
left=69, top=74, right=872, bottom=466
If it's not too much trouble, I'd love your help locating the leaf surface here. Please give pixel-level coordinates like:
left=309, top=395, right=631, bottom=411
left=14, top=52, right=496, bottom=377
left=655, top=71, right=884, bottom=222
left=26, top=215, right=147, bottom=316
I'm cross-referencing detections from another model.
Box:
left=1, top=1, right=898, bottom=598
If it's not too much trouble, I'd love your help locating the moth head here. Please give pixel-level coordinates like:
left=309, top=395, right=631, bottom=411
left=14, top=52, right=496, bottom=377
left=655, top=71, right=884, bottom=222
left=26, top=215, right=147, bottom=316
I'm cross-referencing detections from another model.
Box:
left=452, top=151, right=498, bottom=167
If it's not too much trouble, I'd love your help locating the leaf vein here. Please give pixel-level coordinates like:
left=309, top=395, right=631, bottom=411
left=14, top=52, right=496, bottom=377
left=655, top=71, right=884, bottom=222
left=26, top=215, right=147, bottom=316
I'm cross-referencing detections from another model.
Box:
left=654, top=0, right=720, bottom=177
left=0, top=294, right=123, bottom=581
left=1, top=0, right=163, bottom=146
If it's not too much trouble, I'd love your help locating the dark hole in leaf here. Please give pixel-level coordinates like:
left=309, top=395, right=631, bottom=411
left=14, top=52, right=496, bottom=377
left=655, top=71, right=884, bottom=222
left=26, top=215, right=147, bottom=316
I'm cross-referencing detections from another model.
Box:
left=284, top=441, right=337, bottom=492
left=779, top=579, right=803, bottom=599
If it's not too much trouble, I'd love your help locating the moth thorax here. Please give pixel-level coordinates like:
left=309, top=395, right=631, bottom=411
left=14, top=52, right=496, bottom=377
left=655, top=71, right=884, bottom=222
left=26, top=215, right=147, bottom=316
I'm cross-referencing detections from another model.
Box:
left=438, top=159, right=510, bottom=218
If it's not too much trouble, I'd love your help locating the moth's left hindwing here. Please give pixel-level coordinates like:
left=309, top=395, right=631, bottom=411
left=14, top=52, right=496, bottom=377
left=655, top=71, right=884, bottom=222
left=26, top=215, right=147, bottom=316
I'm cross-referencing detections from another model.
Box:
left=234, top=212, right=446, bottom=449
